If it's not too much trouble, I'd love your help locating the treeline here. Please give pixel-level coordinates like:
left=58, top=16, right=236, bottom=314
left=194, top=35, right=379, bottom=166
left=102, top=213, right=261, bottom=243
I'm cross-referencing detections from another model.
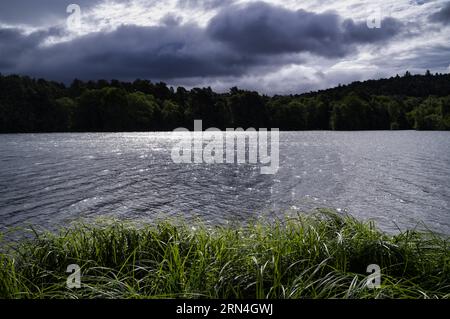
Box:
left=1, top=71, right=450, bottom=133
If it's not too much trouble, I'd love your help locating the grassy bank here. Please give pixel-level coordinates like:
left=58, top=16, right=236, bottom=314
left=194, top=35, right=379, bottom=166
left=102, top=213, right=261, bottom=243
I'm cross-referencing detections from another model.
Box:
left=1, top=210, right=449, bottom=299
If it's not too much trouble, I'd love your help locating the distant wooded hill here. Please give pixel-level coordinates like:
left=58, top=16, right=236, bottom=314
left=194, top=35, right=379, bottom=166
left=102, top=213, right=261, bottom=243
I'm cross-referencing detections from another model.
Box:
left=1, top=71, right=449, bottom=133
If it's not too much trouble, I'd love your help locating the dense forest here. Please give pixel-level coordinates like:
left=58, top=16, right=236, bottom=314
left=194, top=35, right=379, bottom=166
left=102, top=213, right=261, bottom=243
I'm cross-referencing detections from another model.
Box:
left=1, top=71, right=450, bottom=133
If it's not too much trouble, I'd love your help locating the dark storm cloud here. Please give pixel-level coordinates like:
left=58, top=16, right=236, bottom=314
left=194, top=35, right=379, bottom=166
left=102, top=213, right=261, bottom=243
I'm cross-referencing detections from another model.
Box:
left=1, top=1, right=405, bottom=83
left=207, top=2, right=403, bottom=58
left=0, top=26, right=63, bottom=69
left=429, top=1, right=450, bottom=25
left=342, top=17, right=404, bottom=43
left=8, top=24, right=280, bottom=82
left=207, top=3, right=347, bottom=57
left=0, top=0, right=98, bottom=26
left=160, top=14, right=183, bottom=26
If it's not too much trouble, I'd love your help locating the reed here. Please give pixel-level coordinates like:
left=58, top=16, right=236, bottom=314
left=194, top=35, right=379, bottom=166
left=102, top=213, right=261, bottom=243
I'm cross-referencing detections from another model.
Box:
left=1, top=210, right=448, bottom=299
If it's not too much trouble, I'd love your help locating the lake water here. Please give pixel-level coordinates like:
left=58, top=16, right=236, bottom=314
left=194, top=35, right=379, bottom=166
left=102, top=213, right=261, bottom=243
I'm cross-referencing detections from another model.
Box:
left=0, top=131, right=449, bottom=235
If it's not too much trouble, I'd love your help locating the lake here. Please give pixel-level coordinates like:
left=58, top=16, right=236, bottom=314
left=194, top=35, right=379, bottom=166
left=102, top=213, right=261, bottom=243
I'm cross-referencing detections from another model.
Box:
left=0, top=131, right=449, bottom=235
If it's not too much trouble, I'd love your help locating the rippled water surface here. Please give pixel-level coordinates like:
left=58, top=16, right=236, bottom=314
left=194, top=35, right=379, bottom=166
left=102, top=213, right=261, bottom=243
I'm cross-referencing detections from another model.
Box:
left=0, top=132, right=449, bottom=234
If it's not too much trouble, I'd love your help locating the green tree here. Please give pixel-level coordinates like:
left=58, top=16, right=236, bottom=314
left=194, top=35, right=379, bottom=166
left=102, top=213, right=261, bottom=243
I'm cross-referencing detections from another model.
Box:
left=331, top=93, right=371, bottom=130
left=269, top=99, right=307, bottom=130
left=75, top=89, right=104, bottom=131
left=54, top=97, right=77, bottom=131
left=128, top=92, right=160, bottom=131
left=228, top=88, right=268, bottom=128
left=161, top=100, right=184, bottom=130
left=408, top=96, right=444, bottom=130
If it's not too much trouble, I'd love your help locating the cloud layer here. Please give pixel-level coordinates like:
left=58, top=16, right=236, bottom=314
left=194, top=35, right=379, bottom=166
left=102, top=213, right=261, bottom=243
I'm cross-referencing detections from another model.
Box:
left=429, top=1, right=450, bottom=25
left=208, top=3, right=402, bottom=57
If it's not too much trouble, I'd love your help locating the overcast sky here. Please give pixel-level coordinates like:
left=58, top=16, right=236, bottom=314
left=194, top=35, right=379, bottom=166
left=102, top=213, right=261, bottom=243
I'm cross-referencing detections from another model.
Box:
left=0, top=0, right=449, bottom=94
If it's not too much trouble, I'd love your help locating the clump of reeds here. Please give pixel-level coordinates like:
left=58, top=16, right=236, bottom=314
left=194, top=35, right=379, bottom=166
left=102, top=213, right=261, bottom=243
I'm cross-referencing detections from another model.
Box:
left=0, top=210, right=448, bottom=299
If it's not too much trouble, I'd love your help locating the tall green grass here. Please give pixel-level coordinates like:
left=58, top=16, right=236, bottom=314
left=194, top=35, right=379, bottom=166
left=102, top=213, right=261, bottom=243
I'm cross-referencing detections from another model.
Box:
left=0, top=210, right=449, bottom=299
